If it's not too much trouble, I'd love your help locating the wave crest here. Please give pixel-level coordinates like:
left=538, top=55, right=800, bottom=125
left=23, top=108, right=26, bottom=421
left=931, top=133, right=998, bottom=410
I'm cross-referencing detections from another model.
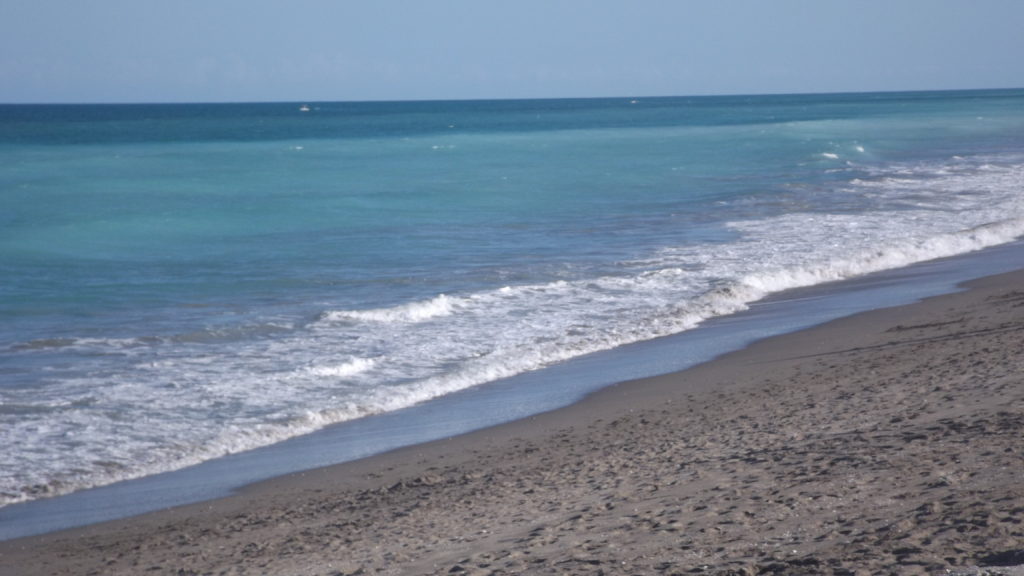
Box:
left=321, top=294, right=458, bottom=324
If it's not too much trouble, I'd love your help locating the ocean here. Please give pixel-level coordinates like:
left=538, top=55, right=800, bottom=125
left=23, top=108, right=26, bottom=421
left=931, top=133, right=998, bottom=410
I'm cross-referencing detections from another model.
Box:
left=2, top=89, right=1024, bottom=519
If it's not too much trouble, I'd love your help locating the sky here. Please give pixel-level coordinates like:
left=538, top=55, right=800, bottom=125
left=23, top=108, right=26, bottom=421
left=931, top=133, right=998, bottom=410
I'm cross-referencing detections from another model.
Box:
left=2, top=0, right=1023, bottom=104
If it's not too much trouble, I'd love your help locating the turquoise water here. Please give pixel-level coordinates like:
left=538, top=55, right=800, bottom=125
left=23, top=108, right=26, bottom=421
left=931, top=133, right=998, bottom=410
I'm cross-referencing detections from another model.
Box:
left=2, top=90, right=1024, bottom=506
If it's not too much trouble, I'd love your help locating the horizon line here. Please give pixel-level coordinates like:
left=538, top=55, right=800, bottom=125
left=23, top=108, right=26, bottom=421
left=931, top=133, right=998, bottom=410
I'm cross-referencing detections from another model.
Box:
left=3, top=85, right=1023, bottom=107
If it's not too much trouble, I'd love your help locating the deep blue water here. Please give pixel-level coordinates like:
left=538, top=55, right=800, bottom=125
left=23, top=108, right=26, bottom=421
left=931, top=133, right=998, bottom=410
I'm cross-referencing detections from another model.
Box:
left=2, top=89, right=1024, bottom=509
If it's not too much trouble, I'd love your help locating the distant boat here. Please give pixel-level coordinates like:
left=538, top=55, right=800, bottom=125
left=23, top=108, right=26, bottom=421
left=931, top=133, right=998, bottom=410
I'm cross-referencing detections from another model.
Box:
left=299, top=105, right=311, bottom=112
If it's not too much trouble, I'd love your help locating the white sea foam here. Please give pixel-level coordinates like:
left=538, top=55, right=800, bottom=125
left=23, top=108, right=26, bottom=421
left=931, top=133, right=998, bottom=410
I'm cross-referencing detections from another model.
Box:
left=322, top=294, right=458, bottom=323
left=301, top=357, right=377, bottom=379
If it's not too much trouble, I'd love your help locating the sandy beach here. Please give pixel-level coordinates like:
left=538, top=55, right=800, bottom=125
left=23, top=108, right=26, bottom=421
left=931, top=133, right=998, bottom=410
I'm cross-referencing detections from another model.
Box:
left=2, top=269, right=1023, bottom=576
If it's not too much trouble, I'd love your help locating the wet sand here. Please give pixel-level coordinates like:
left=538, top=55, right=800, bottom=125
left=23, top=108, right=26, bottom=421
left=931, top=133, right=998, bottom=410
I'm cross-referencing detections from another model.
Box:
left=2, top=270, right=1023, bottom=576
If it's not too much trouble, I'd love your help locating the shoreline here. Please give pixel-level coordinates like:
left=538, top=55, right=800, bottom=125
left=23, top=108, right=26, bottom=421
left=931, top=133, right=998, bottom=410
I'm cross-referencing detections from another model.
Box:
left=3, top=240, right=1022, bottom=542
left=2, top=268, right=1022, bottom=574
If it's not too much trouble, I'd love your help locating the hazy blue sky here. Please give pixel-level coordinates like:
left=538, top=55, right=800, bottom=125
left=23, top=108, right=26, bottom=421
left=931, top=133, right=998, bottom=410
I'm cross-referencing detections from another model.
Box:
left=3, top=0, right=1023, bottom=103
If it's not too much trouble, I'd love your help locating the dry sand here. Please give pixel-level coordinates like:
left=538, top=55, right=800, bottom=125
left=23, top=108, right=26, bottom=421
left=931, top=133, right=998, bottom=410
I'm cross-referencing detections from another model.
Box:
left=1, top=270, right=1022, bottom=576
